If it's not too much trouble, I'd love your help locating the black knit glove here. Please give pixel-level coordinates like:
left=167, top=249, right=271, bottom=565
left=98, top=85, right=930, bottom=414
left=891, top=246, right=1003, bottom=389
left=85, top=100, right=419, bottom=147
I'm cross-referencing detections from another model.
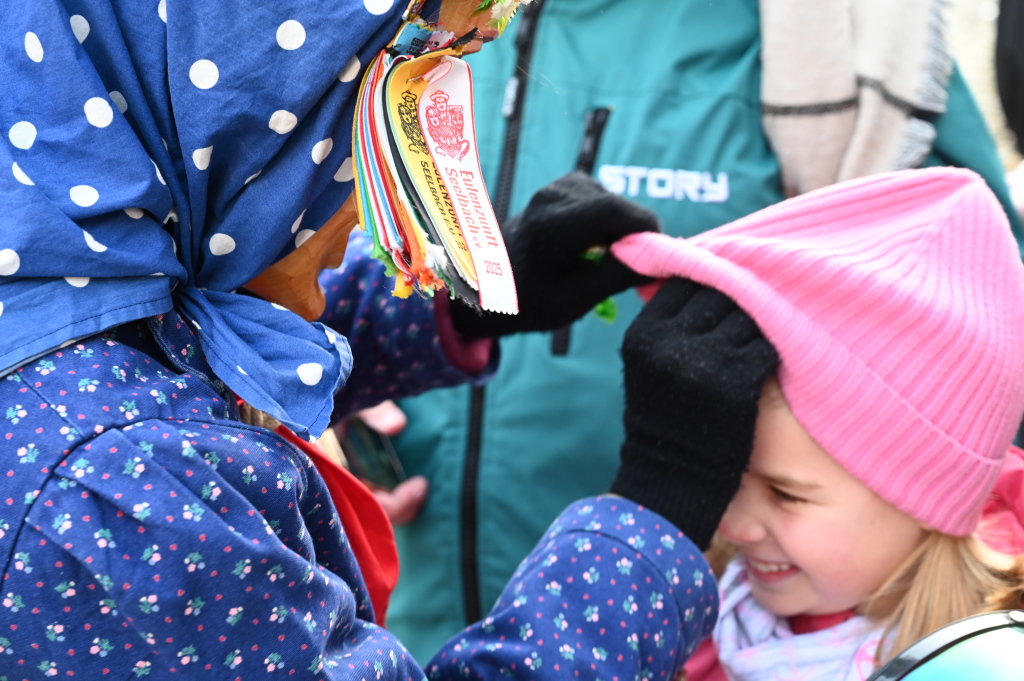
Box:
left=450, top=172, right=659, bottom=338
left=609, top=278, right=779, bottom=551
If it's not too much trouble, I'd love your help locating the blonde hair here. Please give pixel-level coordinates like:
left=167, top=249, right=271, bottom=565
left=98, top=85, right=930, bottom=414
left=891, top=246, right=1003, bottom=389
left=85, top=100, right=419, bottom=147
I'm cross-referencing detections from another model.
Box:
left=705, top=532, right=1024, bottom=667
left=859, top=532, right=1024, bottom=664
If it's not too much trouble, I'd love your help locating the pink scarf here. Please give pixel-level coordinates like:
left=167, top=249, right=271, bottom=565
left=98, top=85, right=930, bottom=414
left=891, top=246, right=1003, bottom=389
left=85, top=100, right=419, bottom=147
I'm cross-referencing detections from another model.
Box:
left=978, top=446, right=1024, bottom=556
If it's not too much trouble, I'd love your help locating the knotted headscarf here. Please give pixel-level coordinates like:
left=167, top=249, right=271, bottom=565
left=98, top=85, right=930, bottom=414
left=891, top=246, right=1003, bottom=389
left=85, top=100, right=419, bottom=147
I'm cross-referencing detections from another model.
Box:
left=2, top=0, right=435, bottom=438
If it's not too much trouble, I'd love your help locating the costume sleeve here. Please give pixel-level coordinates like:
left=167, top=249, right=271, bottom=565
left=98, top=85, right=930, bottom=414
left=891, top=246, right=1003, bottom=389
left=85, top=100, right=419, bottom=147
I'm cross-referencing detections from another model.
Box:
left=21, top=417, right=427, bottom=680
left=425, top=496, right=719, bottom=681
left=926, top=65, right=1024, bottom=256
left=319, top=229, right=497, bottom=418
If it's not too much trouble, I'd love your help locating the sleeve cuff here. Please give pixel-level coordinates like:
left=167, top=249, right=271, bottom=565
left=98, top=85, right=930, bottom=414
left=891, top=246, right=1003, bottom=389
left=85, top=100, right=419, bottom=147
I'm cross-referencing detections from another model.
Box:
left=433, top=294, right=494, bottom=376
left=543, top=495, right=720, bottom=644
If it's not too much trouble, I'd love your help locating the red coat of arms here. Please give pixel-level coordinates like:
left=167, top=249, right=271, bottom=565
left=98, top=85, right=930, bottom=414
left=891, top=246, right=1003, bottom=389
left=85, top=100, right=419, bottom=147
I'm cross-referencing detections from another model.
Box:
left=425, top=91, right=471, bottom=160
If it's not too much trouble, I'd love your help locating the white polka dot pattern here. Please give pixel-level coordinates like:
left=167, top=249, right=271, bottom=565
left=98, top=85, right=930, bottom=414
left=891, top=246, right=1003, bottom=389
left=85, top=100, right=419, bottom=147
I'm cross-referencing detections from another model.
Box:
left=209, top=233, right=236, bottom=255
left=276, top=20, right=306, bottom=50
left=9, top=122, right=36, bottom=150
left=84, top=98, right=114, bottom=128
left=189, top=60, right=219, bottom=89
left=25, top=33, right=44, bottom=62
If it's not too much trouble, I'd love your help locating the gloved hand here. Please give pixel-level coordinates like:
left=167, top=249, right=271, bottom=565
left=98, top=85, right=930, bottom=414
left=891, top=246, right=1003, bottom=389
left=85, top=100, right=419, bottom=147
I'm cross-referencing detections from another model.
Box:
left=609, top=278, right=779, bottom=551
left=450, top=171, right=659, bottom=338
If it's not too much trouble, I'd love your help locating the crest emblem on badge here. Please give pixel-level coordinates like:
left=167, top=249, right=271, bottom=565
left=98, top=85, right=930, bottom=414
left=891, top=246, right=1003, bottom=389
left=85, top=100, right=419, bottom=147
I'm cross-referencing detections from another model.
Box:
left=425, top=91, right=471, bottom=160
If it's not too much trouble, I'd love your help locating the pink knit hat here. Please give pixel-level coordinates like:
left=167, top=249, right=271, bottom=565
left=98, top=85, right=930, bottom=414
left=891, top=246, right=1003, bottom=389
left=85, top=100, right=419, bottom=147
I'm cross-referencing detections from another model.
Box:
left=612, top=167, right=1024, bottom=536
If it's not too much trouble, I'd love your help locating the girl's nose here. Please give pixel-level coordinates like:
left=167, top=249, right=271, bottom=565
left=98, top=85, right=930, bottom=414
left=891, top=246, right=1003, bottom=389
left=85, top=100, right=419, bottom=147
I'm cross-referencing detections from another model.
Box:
left=716, top=482, right=766, bottom=546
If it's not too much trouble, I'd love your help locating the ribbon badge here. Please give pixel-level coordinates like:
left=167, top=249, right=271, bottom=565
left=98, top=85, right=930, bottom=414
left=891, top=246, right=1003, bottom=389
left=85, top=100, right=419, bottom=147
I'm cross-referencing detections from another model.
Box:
left=424, top=91, right=470, bottom=161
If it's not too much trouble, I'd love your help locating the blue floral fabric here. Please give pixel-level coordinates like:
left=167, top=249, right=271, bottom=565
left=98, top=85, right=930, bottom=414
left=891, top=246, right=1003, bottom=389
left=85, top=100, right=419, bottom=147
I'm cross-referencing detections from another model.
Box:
left=427, top=498, right=718, bottom=681
left=0, top=0, right=441, bottom=439
left=0, top=317, right=425, bottom=679
left=0, top=314, right=717, bottom=678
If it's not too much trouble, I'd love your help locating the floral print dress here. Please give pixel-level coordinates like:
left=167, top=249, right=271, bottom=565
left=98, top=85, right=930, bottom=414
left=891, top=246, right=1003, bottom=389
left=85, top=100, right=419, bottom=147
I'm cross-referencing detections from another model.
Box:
left=0, top=257, right=719, bottom=679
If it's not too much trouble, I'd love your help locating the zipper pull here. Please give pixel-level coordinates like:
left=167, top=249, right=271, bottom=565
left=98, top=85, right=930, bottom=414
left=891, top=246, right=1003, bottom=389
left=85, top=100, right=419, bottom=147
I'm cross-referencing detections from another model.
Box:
left=501, top=76, right=519, bottom=118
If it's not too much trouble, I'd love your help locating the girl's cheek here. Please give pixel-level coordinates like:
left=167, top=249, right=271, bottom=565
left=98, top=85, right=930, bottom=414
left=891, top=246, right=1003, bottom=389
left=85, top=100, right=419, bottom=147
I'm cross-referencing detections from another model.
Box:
left=772, top=513, right=832, bottom=564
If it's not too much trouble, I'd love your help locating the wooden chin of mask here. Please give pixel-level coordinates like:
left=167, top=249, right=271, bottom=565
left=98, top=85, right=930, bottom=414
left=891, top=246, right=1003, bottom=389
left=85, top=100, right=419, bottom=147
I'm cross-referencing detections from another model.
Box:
left=243, top=195, right=359, bottom=321
left=242, top=0, right=504, bottom=320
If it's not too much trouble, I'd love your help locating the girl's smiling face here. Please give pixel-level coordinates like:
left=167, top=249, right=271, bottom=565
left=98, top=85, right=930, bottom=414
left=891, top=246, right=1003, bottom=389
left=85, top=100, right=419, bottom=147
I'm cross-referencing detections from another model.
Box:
left=717, top=379, right=927, bottom=617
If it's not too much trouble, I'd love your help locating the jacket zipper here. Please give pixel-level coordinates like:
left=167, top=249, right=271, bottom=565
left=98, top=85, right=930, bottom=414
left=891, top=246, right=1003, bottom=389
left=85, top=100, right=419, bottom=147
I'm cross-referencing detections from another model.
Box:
left=460, top=0, right=546, bottom=627
left=550, top=106, right=613, bottom=355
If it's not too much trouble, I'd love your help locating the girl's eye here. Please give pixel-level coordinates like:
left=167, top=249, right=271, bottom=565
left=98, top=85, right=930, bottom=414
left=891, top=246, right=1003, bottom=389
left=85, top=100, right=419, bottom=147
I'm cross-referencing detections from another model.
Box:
left=770, top=487, right=805, bottom=504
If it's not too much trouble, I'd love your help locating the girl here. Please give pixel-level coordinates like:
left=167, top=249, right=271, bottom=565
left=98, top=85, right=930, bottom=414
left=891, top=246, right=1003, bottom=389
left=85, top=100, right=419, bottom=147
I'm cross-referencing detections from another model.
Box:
left=608, top=165, right=1024, bottom=680
left=697, top=379, right=1024, bottom=680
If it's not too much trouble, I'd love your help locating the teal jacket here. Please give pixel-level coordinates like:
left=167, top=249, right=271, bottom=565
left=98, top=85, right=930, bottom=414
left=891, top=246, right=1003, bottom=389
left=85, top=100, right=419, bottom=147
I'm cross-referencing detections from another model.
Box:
left=389, top=0, right=1023, bottom=663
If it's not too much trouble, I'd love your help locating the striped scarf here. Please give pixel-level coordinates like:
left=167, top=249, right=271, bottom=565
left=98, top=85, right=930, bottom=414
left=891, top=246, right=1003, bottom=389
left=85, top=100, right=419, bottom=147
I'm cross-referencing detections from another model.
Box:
left=760, top=0, right=952, bottom=197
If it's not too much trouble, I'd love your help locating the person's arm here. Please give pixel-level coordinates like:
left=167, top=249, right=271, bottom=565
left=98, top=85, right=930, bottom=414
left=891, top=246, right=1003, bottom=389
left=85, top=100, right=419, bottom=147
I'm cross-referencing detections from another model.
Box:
left=426, top=496, right=718, bottom=681
left=322, top=172, right=661, bottom=417
left=427, top=279, right=779, bottom=679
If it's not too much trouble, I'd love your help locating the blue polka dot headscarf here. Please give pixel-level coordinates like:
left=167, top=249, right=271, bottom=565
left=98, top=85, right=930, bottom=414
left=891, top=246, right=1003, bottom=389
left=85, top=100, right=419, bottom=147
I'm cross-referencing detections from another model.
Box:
left=0, top=0, right=434, bottom=438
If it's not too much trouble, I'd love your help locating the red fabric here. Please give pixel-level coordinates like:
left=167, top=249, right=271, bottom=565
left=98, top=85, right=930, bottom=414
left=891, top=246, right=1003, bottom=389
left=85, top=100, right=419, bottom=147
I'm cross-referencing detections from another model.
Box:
left=636, top=279, right=666, bottom=304
left=685, top=639, right=729, bottom=681
left=788, top=610, right=857, bottom=635
left=433, top=294, right=494, bottom=375
left=276, top=425, right=400, bottom=626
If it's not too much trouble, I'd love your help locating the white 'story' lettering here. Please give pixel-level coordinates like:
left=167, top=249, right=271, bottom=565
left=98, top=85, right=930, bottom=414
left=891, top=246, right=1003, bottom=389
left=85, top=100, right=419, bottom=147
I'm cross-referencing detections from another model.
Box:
left=598, top=165, right=729, bottom=203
